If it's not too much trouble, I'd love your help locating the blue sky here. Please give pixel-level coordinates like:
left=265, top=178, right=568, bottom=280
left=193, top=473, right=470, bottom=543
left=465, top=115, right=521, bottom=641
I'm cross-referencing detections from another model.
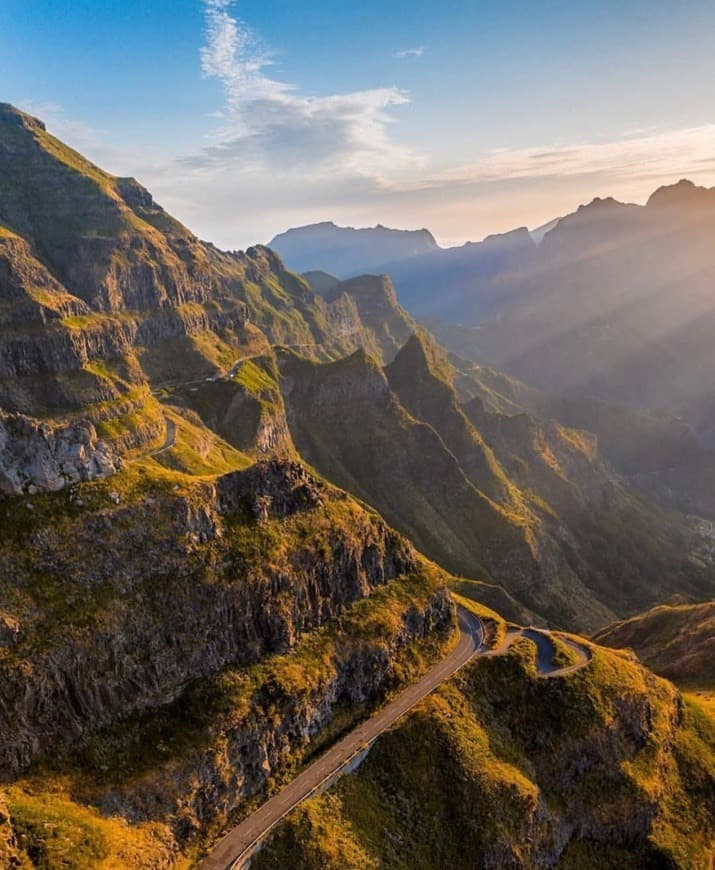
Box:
left=3, top=0, right=715, bottom=247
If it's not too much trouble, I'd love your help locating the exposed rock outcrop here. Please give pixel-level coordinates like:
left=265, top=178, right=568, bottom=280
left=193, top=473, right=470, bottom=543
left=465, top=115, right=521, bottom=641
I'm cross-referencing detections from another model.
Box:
left=95, top=587, right=451, bottom=843
left=217, top=459, right=326, bottom=520
left=0, top=412, right=123, bottom=495
left=0, top=461, right=423, bottom=778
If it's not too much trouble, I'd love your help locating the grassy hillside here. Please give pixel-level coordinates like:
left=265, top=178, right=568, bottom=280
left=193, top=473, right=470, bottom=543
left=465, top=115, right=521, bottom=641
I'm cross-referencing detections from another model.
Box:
left=595, top=602, right=715, bottom=689
left=255, top=638, right=715, bottom=869
left=0, top=435, right=457, bottom=865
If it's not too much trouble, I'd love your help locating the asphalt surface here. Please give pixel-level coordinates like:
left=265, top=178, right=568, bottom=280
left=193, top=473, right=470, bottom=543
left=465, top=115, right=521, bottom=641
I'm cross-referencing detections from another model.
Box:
left=199, top=615, right=593, bottom=869
left=146, top=417, right=177, bottom=458
left=199, top=607, right=484, bottom=870
left=486, top=627, right=593, bottom=677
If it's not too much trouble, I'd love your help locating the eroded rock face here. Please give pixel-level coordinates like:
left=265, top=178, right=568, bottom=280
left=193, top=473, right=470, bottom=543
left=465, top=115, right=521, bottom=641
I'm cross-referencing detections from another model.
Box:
left=0, top=613, right=21, bottom=648
left=0, top=412, right=123, bottom=495
left=217, top=459, right=327, bottom=520
left=0, top=461, right=424, bottom=779
left=98, top=588, right=452, bottom=843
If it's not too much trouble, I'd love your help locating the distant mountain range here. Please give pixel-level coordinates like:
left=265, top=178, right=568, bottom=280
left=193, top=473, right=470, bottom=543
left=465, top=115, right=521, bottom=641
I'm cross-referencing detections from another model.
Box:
left=271, top=180, right=715, bottom=445
left=270, top=220, right=541, bottom=324
left=269, top=221, right=438, bottom=277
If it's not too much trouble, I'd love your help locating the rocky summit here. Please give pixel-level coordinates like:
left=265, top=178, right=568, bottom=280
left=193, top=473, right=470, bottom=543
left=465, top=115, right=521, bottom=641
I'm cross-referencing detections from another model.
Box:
left=0, top=104, right=713, bottom=869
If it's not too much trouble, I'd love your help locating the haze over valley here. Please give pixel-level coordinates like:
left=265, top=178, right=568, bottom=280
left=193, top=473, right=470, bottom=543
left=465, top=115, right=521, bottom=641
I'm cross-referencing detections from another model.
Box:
left=1, top=2, right=715, bottom=867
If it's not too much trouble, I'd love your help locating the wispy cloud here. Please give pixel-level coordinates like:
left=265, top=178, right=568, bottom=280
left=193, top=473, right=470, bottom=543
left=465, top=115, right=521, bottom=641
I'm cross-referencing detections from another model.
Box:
left=393, top=47, right=425, bottom=59
left=397, top=125, right=715, bottom=191
left=193, top=0, right=422, bottom=180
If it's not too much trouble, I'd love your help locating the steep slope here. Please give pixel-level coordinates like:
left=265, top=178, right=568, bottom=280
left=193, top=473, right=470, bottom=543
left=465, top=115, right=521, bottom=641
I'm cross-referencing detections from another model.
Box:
left=302, top=270, right=340, bottom=296
left=277, top=345, right=532, bottom=596
left=255, top=637, right=715, bottom=869
left=269, top=221, right=438, bottom=277
left=595, top=602, right=715, bottom=688
left=0, top=104, right=430, bottom=494
left=448, top=352, right=715, bottom=518
left=278, top=333, right=715, bottom=630
left=322, top=274, right=419, bottom=364
left=0, top=449, right=455, bottom=863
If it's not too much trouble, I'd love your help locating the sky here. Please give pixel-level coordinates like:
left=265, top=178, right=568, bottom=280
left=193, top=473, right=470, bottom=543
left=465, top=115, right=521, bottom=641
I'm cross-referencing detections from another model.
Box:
left=2, top=0, right=715, bottom=249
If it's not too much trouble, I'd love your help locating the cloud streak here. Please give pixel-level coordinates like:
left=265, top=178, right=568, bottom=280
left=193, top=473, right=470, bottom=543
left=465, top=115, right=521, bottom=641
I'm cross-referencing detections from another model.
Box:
left=195, top=0, right=422, bottom=180
left=399, top=125, right=715, bottom=191
left=393, top=47, right=425, bottom=58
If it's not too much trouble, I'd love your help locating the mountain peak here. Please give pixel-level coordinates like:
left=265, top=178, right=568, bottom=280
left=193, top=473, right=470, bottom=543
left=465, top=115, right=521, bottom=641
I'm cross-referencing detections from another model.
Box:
left=0, top=103, right=46, bottom=132
left=577, top=195, right=624, bottom=213
left=481, top=226, right=535, bottom=248
left=269, top=221, right=439, bottom=277
left=390, top=331, right=453, bottom=387
left=647, top=178, right=715, bottom=210
left=325, top=273, right=396, bottom=304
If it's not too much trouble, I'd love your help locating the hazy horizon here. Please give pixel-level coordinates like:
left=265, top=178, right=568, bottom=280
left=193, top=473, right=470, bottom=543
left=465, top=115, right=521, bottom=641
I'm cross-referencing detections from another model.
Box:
left=4, top=0, right=715, bottom=249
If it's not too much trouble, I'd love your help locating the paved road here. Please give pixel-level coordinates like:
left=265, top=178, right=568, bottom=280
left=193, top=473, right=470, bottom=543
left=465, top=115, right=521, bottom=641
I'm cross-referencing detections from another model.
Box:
left=485, top=627, right=593, bottom=677
left=199, top=614, right=592, bottom=869
left=199, top=607, right=484, bottom=870
left=146, top=417, right=177, bottom=458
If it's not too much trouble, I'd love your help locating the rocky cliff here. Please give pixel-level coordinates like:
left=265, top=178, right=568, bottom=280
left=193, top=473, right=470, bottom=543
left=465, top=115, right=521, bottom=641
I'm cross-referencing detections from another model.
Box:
left=0, top=104, right=434, bottom=489
left=0, top=459, right=431, bottom=779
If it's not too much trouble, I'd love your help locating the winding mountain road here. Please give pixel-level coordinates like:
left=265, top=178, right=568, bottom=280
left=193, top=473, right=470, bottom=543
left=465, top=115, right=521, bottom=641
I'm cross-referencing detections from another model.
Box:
left=199, top=609, right=592, bottom=870
left=133, top=415, right=177, bottom=462
left=485, top=627, right=593, bottom=677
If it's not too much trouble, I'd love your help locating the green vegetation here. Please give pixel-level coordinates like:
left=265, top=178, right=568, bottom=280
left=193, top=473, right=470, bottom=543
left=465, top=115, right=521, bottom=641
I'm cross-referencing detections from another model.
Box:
left=3, top=101, right=715, bottom=870
left=256, top=641, right=715, bottom=869
left=147, top=406, right=253, bottom=477
left=281, top=332, right=715, bottom=633
left=549, top=634, right=582, bottom=668
left=3, top=789, right=178, bottom=870
left=3, top=566, right=452, bottom=867
left=595, top=601, right=715, bottom=688
left=234, top=357, right=280, bottom=394
left=449, top=577, right=536, bottom=626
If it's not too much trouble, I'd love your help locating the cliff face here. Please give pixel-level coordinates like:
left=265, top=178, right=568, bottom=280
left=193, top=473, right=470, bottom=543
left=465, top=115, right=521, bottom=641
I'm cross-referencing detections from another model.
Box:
left=174, top=355, right=295, bottom=458
left=87, top=584, right=451, bottom=847
left=0, top=460, right=425, bottom=779
left=324, top=274, right=418, bottom=363
left=0, top=412, right=124, bottom=495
